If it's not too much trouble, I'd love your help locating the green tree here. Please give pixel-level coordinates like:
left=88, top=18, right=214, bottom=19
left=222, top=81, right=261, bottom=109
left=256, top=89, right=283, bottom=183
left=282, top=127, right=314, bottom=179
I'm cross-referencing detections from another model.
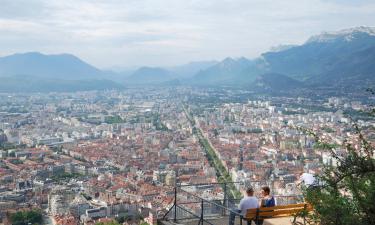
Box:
left=301, top=122, right=375, bottom=225
left=95, top=220, right=120, bottom=225
left=10, top=209, right=43, bottom=225
left=105, top=115, right=124, bottom=124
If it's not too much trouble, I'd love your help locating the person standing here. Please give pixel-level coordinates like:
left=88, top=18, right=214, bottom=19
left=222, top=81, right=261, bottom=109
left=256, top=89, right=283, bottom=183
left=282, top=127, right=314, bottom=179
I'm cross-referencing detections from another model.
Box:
left=229, top=187, right=259, bottom=225
left=298, top=172, right=317, bottom=188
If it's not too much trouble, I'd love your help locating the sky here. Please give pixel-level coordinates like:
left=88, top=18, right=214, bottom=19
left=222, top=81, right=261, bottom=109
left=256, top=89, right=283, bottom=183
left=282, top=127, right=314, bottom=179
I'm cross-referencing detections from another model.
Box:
left=0, top=0, right=375, bottom=68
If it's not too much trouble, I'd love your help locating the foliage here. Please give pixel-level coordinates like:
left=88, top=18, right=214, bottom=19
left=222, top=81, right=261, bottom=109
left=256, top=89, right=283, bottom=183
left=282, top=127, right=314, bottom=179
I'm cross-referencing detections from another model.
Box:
left=282, top=110, right=304, bottom=115
left=193, top=127, right=242, bottom=199
left=321, top=126, right=335, bottom=133
left=232, top=129, right=246, bottom=134
left=51, top=172, right=82, bottom=182
left=105, top=115, right=124, bottom=124
left=95, top=222, right=118, bottom=225
left=81, top=192, right=92, bottom=200
left=247, top=128, right=263, bottom=133
left=10, top=209, right=43, bottom=225
left=95, top=221, right=120, bottom=225
left=9, top=158, right=23, bottom=164
left=8, top=107, right=28, bottom=113
left=302, top=122, right=375, bottom=224
left=152, top=113, right=169, bottom=131
left=212, top=128, right=219, bottom=137
left=0, top=142, right=16, bottom=150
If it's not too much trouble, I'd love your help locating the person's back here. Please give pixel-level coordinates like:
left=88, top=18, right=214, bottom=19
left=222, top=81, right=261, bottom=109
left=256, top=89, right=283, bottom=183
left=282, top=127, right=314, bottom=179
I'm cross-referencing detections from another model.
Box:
left=239, top=195, right=258, bottom=216
left=229, top=187, right=258, bottom=225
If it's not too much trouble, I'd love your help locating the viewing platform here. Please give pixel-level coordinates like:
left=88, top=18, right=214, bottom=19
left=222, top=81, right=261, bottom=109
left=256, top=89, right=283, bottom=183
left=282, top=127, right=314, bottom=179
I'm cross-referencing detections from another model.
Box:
left=158, top=182, right=304, bottom=225
left=161, top=215, right=300, bottom=225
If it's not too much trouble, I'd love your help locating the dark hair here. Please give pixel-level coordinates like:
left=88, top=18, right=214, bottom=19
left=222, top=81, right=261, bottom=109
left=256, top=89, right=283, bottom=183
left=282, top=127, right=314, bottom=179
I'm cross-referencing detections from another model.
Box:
left=246, top=187, right=254, bottom=194
left=261, top=186, right=270, bottom=195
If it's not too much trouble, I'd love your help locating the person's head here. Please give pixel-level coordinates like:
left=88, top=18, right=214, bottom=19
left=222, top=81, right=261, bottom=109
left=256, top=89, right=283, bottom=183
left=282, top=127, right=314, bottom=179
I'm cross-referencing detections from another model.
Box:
left=246, top=187, right=254, bottom=196
left=261, top=186, right=270, bottom=197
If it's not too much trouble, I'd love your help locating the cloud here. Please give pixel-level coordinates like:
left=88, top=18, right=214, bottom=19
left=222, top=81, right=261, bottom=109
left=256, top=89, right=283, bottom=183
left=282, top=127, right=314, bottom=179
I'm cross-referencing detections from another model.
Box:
left=0, top=0, right=374, bottom=67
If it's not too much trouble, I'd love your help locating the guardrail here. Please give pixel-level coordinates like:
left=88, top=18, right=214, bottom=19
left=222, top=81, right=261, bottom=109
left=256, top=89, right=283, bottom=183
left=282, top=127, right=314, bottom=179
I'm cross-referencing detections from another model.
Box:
left=160, top=181, right=303, bottom=225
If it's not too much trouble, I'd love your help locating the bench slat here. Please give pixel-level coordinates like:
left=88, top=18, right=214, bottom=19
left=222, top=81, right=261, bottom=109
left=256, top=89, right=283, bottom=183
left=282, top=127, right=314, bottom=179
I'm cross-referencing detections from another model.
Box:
left=259, top=203, right=307, bottom=211
left=258, top=208, right=306, bottom=217
left=246, top=208, right=258, bottom=213
left=245, top=213, right=256, bottom=219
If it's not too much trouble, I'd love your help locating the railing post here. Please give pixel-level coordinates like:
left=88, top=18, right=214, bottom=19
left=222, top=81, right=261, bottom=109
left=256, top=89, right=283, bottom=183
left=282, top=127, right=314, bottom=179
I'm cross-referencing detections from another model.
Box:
left=223, top=182, right=227, bottom=215
left=174, top=186, right=177, bottom=222
left=199, top=199, right=204, bottom=225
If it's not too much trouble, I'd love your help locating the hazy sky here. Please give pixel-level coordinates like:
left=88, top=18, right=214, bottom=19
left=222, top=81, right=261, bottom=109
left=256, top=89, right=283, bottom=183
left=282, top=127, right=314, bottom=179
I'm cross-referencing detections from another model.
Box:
left=0, top=0, right=375, bottom=68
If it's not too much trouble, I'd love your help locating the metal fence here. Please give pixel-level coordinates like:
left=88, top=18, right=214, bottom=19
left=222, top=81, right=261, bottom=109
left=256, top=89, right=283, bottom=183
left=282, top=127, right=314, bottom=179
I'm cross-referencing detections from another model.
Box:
left=161, top=181, right=303, bottom=225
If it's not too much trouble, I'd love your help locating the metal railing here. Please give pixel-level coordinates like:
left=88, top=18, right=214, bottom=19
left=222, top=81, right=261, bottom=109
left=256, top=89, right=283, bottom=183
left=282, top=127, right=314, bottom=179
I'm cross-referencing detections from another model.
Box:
left=160, top=181, right=303, bottom=225
left=162, top=182, right=244, bottom=225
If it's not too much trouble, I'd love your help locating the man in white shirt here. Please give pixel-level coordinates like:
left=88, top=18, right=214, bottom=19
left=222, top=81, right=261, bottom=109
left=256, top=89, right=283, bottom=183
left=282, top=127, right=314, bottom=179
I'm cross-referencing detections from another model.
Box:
left=229, top=187, right=258, bottom=225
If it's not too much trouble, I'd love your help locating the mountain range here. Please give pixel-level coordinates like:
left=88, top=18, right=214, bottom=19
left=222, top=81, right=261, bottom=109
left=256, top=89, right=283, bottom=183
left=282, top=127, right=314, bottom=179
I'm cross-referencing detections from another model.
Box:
left=0, top=52, right=121, bottom=92
left=1, top=26, right=375, bottom=92
left=0, top=52, right=104, bottom=79
left=194, top=26, right=375, bottom=90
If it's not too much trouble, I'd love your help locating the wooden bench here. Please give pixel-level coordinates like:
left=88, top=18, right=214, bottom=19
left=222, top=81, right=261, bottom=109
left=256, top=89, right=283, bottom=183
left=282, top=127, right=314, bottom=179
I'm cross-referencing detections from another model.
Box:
left=244, top=203, right=313, bottom=224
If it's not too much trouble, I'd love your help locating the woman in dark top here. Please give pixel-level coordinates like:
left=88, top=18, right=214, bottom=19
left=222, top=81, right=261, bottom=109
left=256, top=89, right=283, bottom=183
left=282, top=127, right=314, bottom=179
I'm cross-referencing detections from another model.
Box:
left=257, top=186, right=276, bottom=225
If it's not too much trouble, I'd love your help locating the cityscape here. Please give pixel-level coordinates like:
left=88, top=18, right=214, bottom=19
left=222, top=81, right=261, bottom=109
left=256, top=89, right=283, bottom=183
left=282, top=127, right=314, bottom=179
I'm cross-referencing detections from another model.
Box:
left=0, top=86, right=373, bottom=224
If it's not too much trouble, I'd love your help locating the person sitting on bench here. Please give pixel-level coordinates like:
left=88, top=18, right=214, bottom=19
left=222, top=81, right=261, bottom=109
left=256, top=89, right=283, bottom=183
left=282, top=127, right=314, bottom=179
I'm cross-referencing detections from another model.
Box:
left=229, top=187, right=258, bottom=225
left=257, top=186, right=276, bottom=225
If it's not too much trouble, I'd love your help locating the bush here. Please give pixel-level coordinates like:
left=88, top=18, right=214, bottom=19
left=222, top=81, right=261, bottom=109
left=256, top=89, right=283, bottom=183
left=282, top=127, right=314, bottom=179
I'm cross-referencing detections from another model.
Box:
left=95, top=221, right=120, bottom=225
left=10, top=209, right=43, bottom=225
left=303, top=124, right=375, bottom=225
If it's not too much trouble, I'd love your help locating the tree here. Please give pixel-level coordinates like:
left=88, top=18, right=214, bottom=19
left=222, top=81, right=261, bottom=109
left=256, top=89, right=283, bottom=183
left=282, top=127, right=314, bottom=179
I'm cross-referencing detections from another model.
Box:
left=301, top=114, right=375, bottom=224
left=10, top=209, right=43, bottom=225
left=95, top=221, right=120, bottom=225
left=105, top=115, right=124, bottom=124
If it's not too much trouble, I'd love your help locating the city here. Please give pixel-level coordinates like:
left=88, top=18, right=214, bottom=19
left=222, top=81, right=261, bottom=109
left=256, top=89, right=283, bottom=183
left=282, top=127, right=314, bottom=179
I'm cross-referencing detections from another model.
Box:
left=0, top=87, right=373, bottom=224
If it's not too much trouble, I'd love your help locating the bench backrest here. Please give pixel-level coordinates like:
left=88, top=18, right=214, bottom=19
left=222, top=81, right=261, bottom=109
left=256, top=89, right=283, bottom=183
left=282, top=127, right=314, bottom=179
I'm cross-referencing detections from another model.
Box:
left=245, top=203, right=312, bottom=220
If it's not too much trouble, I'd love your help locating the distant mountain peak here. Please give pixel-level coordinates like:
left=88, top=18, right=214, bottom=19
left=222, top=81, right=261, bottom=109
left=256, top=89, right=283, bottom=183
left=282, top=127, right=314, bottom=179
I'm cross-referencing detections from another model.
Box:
left=222, top=57, right=235, bottom=63
left=12, top=52, right=76, bottom=58
left=269, top=44, right=297, bottom=52
left=219, top=57, right=251, bottom=69
left=217, top=57, right=234, bottom=69
left=307, top=26, right=375, bottom=43
left=0, top=51, right=103, bottom=80
left=237, top=56, right=251, bottom=63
